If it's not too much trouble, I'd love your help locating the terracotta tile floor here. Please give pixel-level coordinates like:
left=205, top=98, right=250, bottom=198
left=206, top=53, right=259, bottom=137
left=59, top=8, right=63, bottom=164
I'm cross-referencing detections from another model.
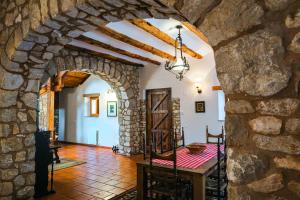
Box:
left=40, top=144, right=143, bottom=200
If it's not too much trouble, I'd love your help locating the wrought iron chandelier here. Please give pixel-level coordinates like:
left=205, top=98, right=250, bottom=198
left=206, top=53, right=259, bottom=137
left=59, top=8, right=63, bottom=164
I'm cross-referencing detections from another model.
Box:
left=165, top=25, right=190, bottom=81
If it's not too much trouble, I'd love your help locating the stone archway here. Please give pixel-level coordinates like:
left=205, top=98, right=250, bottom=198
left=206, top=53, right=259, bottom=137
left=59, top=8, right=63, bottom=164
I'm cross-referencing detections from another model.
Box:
left=1, top=0, right=300, bottom=199
left=50, top=48, right=140, bottom=155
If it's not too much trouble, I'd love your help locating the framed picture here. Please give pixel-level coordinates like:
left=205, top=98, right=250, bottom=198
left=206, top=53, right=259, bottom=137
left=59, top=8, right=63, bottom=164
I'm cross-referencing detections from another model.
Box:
left=195, top=101, right=205, bottom=113
left=107, top=101, right=117, bottom=117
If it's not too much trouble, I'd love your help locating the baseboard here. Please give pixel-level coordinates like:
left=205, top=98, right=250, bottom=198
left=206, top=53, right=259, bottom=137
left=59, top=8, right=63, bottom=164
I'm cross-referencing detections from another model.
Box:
left=58, top=141, right=112, bottom=149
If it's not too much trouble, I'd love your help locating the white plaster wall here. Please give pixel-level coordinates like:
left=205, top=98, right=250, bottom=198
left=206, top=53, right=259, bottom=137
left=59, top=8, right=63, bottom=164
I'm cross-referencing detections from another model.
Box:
left=139, top=52, right=224, bottom=144
left=58, top=75, right=119, bottom=147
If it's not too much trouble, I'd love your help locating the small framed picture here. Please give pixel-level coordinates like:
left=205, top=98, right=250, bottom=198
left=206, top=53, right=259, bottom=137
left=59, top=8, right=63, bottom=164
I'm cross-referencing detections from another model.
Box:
left=107, top=101, right=117, bottom=117
left=195, top=101, right=205, bottom=113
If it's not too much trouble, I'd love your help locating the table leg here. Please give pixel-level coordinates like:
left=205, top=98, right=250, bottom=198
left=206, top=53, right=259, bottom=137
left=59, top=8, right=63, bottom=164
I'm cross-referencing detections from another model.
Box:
left=54, top=149, right=60, bottom=163
left=193, top=174, right=206, bottom=200
left=137, top=164, right=145, bottom=200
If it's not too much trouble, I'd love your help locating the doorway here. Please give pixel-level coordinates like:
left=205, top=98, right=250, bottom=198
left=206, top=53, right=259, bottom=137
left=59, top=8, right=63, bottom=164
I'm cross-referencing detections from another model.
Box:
left=146, top=88, right=173, bottom=153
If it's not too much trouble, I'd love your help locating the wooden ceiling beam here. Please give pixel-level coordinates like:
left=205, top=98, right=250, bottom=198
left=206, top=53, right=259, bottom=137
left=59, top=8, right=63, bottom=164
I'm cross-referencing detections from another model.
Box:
left=212, top=85, right=222, bottom=91
left=182, top=22, right=209, bottom=44
left=77, top=35, right=161, bottom=66
left=129, top=19, right=203, bottom=59
left=65, top=44, right=144, bottom=67
left=96, top=25, right=175, bottom=61
left=53, top=71, right=68, bottom=92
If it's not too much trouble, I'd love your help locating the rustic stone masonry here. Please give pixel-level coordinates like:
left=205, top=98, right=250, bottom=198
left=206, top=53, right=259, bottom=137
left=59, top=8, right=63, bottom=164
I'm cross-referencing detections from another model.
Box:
left=172, top=98, right=182, bottom=144
left=38, top=92, right=49, bottom=130
left=0, top=0, right=300, bottom=199
left=52, top=48, right=141, bottom=156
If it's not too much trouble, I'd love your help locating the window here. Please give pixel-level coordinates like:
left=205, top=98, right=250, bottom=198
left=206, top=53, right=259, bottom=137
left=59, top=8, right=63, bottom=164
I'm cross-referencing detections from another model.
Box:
left=218, top=90, right=225, bottom=121
left=89, top=96, right=99, bottom=117
left=83, top=93, right=100, bottom=117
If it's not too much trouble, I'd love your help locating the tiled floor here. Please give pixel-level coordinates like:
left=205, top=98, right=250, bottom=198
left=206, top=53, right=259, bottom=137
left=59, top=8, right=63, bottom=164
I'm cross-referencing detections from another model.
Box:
left=40, top=144, right=143, bottom=200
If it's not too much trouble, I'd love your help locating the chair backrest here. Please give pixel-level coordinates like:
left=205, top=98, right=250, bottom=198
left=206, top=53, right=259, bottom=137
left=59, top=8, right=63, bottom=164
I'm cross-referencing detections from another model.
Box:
left=180, top=127, right=185, bottom=147
left=151, top=129, right=165, bottom=154
left=206, top=125, right=224, bottom=144
left=150, top=129, right=177, bottom=171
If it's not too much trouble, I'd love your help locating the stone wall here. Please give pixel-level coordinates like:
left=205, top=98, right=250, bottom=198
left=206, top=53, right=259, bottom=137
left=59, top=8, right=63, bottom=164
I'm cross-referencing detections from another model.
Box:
left=38, top=92, right=49, bottom=130
left=0, top=0, right=300, bottom=199
left=52, top=48, right=141, bottom=155
left=172, top=98, right=182, bottom=144
left=205, top=1, right=300, bottom=199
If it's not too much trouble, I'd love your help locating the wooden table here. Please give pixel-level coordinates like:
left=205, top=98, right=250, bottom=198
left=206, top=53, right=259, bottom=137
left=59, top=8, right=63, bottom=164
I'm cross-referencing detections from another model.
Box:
left=136, top=153, right=219, bottom=200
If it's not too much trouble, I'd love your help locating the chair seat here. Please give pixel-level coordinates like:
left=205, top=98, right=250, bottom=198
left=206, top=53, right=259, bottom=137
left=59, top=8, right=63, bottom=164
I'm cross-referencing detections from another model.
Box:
left=148, top=179, right=190, bottom=199
left=148, top=185, right=188, bottom=199
left=206, top=178, right=227, bottom=192
left=208, top=169, right=226, bottom=180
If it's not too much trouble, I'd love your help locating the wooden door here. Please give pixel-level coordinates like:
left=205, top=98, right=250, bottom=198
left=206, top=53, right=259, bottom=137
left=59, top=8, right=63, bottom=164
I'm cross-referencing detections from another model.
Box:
left=146, top=88, right=172, bottom=153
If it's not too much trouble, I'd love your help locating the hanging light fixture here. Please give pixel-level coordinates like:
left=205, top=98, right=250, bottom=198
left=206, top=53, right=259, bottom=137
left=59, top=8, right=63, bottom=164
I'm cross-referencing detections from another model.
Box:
left=165, top=25, right=190, bottom=81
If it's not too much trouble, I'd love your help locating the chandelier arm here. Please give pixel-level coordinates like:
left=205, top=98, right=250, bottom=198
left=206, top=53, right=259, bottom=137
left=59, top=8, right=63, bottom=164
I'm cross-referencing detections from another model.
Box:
left=164, top=24, right=190, bottom=81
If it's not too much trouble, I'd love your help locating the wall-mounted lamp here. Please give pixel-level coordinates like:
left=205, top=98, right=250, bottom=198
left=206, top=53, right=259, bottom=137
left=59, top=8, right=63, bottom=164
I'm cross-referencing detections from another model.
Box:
left=195, top=82, right=202, bottom=94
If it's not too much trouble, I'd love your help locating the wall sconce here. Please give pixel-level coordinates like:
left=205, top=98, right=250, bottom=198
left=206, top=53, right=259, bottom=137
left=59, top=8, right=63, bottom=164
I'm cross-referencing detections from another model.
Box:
left=195, top=82, right=202, bottom=94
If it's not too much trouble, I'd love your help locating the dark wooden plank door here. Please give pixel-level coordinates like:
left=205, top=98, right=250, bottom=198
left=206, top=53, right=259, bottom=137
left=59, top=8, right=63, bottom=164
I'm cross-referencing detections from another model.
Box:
left=146, top=88, right=172, bottom=153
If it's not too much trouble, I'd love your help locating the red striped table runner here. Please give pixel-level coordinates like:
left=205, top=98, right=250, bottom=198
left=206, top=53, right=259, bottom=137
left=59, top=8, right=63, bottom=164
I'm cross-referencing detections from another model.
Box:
left=153, top=144, right=224, bottom=169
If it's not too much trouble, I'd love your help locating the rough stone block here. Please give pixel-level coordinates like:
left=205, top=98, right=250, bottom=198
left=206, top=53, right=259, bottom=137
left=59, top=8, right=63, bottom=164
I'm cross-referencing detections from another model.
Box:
left=249, top=116, right=282, bottom=135
left=288, top=32, right=300, bottom=54
left=286, top=118, right=300, bottom=134
left=227, top=148, right=266, bottom=184
left=0, top=89, right=18, bottom=108
left=20, top=162, right=35, bottom=173
left=265, top=0, right=296, bottom=11
left=215, top=30, right=289, bottom=96
left=0, top=109, right=17, bottom=123
left=0, top=182, right=13, bottom=195
left=0, top=169, right=18, bottom=180
left=288, top=181, right=300, bottom=197
left=199, top=0, right=263, bottom=46
left=247, top=173, right=284, bottom=193
left=256, top=98, right=300, bottom=116
left=274, top=156, right=300, bottom=171
left=0, top=137, right=24, bottom=153
left=225, top=100, right=254, bottom=114
left=286, top=9, right=300, bottom=28
left=21, top=93, right=37, bottom=109
left=253, top=134, right=300, bottom=155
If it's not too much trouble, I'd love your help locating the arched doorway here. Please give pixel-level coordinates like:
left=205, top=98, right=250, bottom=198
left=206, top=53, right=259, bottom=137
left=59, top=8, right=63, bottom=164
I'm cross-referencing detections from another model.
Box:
left=48, top=48, right=141, bottom=155
left=0, top=0, right=299, bottom=199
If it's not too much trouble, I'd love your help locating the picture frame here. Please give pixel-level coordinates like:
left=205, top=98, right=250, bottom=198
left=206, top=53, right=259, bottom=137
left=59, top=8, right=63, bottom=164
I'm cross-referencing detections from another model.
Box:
left=195, top=101, right=205, bottom=113
left=107, top=101, right=117, bottom=117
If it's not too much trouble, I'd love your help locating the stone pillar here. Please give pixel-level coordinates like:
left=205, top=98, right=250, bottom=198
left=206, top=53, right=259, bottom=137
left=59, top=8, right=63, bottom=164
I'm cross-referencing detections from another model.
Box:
left=204, top=1, right=300, bottom=198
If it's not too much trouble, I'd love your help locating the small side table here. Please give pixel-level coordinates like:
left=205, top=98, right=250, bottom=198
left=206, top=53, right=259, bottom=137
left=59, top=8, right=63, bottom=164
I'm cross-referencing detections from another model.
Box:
left=49, top=144, right=62, bottom=164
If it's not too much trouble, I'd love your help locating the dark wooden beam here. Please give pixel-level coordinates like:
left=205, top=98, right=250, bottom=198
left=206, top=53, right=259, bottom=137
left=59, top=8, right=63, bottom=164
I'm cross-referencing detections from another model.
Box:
left=65, top=44, right=144, bottom=67
left=77, top=35, right=161, bottom=66
left=130, top=19, right=203, bottom=59
left=212, top=85, right=222, bottom=91
left=96, top=25, right=175, bottom=61
left=182, top=22, right=209, bottom=44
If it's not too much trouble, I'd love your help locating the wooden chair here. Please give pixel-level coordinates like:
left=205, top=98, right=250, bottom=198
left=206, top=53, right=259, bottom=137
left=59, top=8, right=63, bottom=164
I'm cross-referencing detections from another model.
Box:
left=206, top=125, right=224, bottom=144
left=176, top=127, right=185, bottom=148
left=144, top=129, right=172, bottom=160
left=206, top=136, right=228, bottom=200
left=147, top=130, right=189, bottom=200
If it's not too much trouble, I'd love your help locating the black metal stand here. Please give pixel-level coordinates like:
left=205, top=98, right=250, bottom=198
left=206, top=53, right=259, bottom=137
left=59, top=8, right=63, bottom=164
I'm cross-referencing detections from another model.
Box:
left=34, top=131, right=56, bottom=198
left=49, top=150, right=56, bottom=194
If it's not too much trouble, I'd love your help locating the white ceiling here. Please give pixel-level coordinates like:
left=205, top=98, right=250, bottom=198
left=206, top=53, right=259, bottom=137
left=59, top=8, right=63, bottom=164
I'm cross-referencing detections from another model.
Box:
left=69, top=18, right=216, bottom=83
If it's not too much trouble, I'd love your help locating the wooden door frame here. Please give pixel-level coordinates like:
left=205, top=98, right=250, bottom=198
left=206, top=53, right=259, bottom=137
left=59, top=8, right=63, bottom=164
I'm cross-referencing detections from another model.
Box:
left=145, top=87, right=173, bottom=148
